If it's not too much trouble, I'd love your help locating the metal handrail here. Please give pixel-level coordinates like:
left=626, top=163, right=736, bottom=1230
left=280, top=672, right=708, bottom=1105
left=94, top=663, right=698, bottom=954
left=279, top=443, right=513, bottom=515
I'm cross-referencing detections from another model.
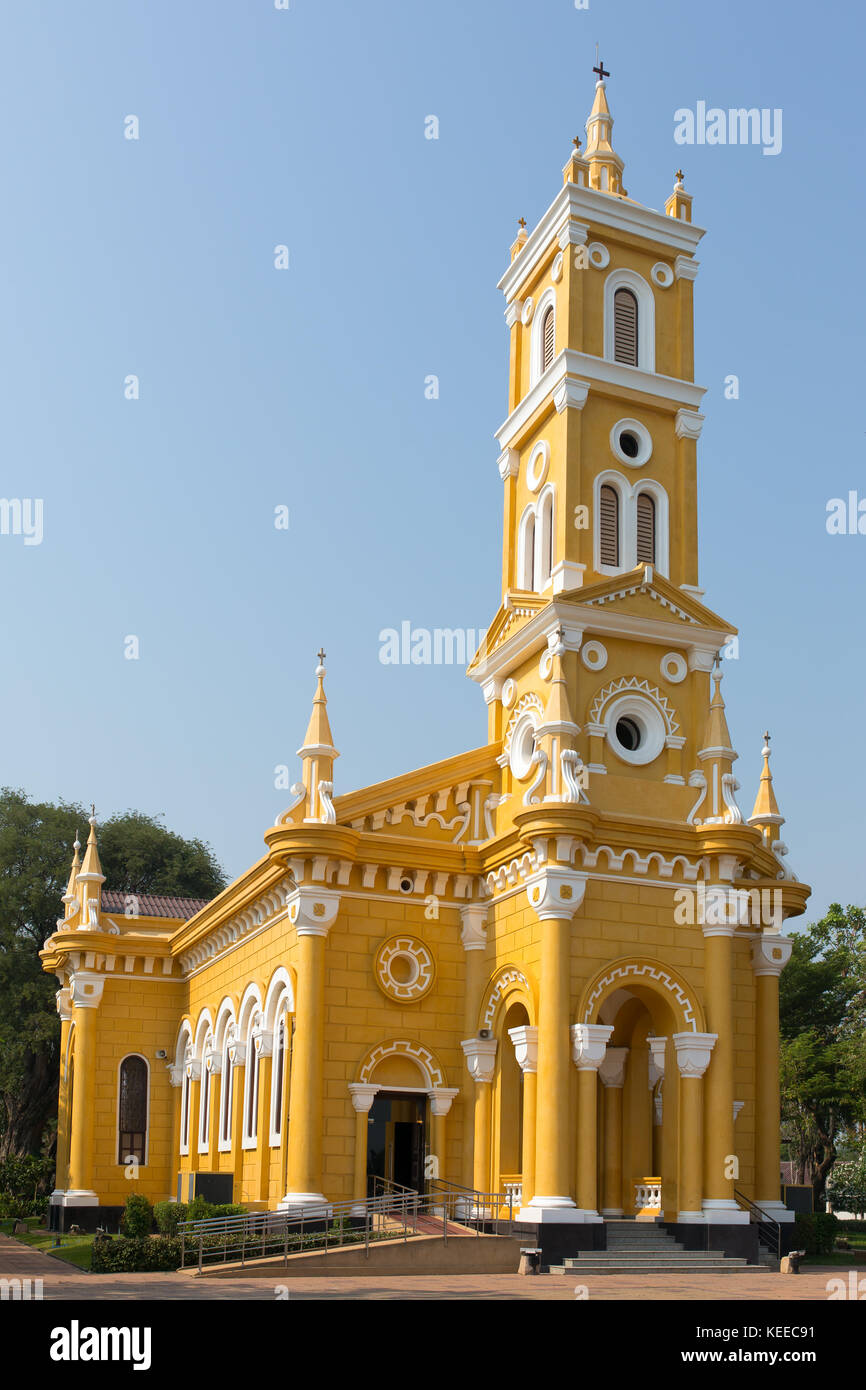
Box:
left=734, top=1188, right=782, bottom=1260
left=178, top=1178, right=519, bottom=1269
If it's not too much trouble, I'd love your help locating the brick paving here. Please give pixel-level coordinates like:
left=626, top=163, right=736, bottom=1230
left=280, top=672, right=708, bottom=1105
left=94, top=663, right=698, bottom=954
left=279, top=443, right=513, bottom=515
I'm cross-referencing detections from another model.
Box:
left=0, top=1238, right=848, bottom=1299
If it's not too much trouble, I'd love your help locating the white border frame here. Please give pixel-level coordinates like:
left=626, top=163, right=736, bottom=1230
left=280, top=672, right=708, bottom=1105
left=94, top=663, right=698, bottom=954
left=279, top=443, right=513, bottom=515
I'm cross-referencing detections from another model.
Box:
left=116, top=1053, right=150, bottom=1169
left=604, top=268, right=655, bottom=373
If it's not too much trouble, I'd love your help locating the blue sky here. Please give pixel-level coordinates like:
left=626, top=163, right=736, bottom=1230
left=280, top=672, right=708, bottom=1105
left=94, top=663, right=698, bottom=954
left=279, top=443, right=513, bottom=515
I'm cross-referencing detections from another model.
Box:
left=0, top=0, right=862, bottom=922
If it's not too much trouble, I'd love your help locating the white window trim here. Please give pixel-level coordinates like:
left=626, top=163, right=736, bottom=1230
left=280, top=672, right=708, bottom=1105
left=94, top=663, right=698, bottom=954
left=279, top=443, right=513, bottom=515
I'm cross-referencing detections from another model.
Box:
left=593, top=470, right=669, bottom=578
left=218, top=1047, right=234, bottom=1152
left=517, top=506, right=536, bottom=590
left=530, top=287, right=557, bottom=387
left=517, top=485, right=556, bottom=593
left=605, top=693, right=667, bottom=766
left=242, top=1015, right=261, bottom=1150
left=116, top=1053, right=150, bottom=1169
left=269, top=1013, right=288, bottom=1148
left=604, top=268, right=655, bottom=373
left=197, top=1032, right=214, bottom=1154
left=179, top=1047, right=192, bottom=1156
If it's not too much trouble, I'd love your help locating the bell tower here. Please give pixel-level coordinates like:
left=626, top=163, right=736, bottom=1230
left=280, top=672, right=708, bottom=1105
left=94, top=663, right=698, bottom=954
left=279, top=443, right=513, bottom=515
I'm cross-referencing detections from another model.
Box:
left=470, top=65, right=741, bottom=824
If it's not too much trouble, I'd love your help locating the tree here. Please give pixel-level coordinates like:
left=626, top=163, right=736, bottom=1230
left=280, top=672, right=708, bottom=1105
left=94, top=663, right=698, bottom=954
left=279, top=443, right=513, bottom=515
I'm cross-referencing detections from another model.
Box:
left=779, top=903, right=866, bottom=1208
left=0, top=789, right=226, bottom=1158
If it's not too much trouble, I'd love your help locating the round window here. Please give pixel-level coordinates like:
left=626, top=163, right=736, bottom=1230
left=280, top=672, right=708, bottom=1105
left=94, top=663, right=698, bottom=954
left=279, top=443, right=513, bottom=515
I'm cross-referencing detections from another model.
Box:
left=606, top=696, right=666, bottom=766
left=619, top=431, right=639, bottom=459
left=610, top=418, right=652, bottom=468
left=509, top=714, right=538, bottom=781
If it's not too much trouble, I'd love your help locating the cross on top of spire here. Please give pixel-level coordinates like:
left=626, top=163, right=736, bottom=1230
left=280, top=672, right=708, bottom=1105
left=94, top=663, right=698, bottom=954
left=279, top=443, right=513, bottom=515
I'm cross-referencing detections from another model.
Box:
left=593, top=57, right=609, bottom=82
left=317, top=648, right=326, bottom=665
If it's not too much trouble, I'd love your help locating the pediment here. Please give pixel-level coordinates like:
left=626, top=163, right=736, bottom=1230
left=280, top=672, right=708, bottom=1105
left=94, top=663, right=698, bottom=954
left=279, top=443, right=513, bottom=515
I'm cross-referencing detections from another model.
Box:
left=563, top=566, right=736, bottom=634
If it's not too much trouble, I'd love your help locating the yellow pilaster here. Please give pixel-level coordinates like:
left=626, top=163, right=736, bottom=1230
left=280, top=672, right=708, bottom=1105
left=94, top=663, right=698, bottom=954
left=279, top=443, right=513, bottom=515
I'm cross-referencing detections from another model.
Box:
left=599, top=1047, right=628, bottom=1217
left=701, top=925, right=739, bottom=1217
left=67, top=975, right=104, bottom=1198
left=572, top=1025, right=612, bottom=1216
left=462, top=1038, right=496, bottom=1193
left=256, top=1050, right=272, bottom=1202
left=673, top=1032, right=716, bottom=1220
left=752, top=935, right=793, bottom=1213
left=349, top=1084, right=378, bottom=1209
left=460, top=905, right=488, bottom=1190
left=54, top=1006, right=72, bottom=1192
left=508, top=1025, right=538, bottom=1207
left=283, top=886, right=340, bottom=1206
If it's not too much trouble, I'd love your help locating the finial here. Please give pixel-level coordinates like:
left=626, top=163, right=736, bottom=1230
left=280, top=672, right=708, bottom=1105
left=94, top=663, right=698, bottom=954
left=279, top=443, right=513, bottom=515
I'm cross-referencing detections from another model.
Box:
left=572, top=136, right=582, bottom=150
left=675, top=169, right=684, bottom=185
left=593, top=56, right=610, bottom=83
left=518, top=217, right=526, bottom=230
left=74, top=828, right=81, bottom=851
left=316, top=648, right=326, bottom=677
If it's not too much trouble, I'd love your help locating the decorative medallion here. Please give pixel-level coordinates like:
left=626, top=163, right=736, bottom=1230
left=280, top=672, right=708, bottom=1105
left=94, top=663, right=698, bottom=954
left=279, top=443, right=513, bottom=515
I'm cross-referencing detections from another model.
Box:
left=374, top=935, right=435, bottom=1004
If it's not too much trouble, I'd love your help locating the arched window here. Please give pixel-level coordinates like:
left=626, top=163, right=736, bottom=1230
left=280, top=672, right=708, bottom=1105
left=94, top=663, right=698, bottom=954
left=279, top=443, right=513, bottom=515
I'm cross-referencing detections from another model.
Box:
left=271, top=1014, right=287, bottom=1146
left=519, top=509, right=536, bottom=590
left=198, top=1032, right=213, bottom=1152
left=118, top=1056, right=148, bottom=1165
left=538, top=489, right=554, bottom=588
left=541, top=305, right=555, bottom=374
left=613, top=289, right=638, bottom=366
left=220, top=1026, right=235, bottom=1148
left=599, top=484, right=620, bottom=567
left=244, top=1013, right=260, bottom=1145
left=636, top=492, right=656, bottom=564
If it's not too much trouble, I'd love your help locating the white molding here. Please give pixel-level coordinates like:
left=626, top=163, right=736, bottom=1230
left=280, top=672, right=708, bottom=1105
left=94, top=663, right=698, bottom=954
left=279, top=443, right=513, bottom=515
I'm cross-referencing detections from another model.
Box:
left=610, top=417, right=653, bottom=468
left=553, top=375, right=590, bottom=413
left=498, top=183, right=705, bottom=304
left=675, top=408, right=705, bottom=440
left=530, top=287, right=557, bottom=387
left=674, top=255, right=700, bottom=282
left=498, top=447, right=519, bottom=480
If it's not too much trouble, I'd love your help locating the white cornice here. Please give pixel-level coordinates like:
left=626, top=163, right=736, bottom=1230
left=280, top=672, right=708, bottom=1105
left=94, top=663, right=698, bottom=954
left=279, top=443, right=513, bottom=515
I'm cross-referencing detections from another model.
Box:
left=498, top=183, right=705, bottom=304
left=495, top=349, right=705, bottom=450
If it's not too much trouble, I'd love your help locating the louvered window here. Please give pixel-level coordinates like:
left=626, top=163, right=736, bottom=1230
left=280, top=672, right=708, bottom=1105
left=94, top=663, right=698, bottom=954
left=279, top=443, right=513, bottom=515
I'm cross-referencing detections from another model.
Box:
left=636, top=492, right=656, bottom=564
left=599, top=485, right=619, bottom=567
left=541, top=306, right=555, bottom=373
left=613, top=288, right=638, bottom=366
left=118, top=1056, right=148, bottom=1164
left=521, top=511, right=536, bottom=590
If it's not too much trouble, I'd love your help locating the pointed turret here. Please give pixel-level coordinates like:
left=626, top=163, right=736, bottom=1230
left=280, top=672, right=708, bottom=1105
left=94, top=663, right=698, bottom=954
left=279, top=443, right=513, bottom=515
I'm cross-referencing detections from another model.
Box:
left=693, top=661, right=742, bottom=825
left=665, top=168, right=693, bottom=223
left=583, top=62, right=627, bottom=197
left=297, top=652, right=339, bottom=824
left=61, top=834, right=82, bottom=924
left=748, top=733, right=785, bottom=846
left=77, top=811, right=105, bottom=930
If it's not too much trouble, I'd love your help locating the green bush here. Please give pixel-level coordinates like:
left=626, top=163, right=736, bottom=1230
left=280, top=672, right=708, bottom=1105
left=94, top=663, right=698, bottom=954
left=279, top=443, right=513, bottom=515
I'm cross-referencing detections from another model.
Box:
left=838, top=1220, right=866, bottom=1234
left=120, top=1193, right=153, bottom=1239
left=183, top=1198, right=246, bottom=1223
left=795, top=1212, right=839, bottom=1256
left=91, top=1234, right=181, bottom=1273
left=153, top=1201, right=188, bottom=1236
left=0, top=1156, right=54, bottom=1214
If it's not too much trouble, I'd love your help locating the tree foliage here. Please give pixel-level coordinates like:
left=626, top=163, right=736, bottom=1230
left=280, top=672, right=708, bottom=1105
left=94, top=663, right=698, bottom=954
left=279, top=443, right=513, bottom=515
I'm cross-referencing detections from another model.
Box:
left=0, top=788, right=226, bottom=1158
left=780, top=903, right=866, bottom=1207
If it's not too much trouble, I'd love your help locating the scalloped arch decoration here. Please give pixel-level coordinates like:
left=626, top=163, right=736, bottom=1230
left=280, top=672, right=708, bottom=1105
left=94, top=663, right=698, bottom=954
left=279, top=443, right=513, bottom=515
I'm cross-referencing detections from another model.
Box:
left=480, top=966, right=534, bottom=1031
left=357, top=1039, right=445, bottom=1088
left=588, top=676, right=679, bottom=735
left=502, top=693, right=543, bottom=757
left=580, top=958, right=704, bottom=1033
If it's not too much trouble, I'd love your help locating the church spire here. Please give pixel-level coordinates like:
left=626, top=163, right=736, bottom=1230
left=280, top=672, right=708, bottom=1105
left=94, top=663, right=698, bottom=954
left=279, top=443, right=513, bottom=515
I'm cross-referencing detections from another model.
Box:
left=583, top=59, right=627, bottom=197
left=77, top=810, right=106, bottom=930
left=692, top=661, right=742, bottom=826
left=61, top=833, right=82, bottom=922
left=748, top=732, right=784, bottom=845
left=297, top=652, right=339, bottom=824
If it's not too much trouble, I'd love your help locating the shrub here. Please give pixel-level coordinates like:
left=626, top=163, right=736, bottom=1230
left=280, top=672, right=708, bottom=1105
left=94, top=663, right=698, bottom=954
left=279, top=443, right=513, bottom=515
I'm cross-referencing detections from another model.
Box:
left=153, top=1202, right=188, bottom=1236
left=795, top=1212, right=839, bottom=1257
left=120, top=1193, right=153, bottom=1239
left=183, top=1197, right=246, bottom=1223
left=91, top=1235, right=181, bottom=1273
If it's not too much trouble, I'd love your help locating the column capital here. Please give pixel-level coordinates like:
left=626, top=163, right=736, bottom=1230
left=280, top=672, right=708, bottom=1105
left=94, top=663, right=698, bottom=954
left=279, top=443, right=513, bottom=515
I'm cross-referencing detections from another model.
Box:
left=69, top=972, right=105, bottom=1010
left=647, top=1036, right=667, bottom=1087
left=751, top=934, right=792, bottom=976
left=252, top=1025, right=273, bottom=1058
left=348, top=1083, right=379, bottom=1114
left=571, top=1023, right=614, bottom=1071
left=672, top=1031, right=717, bottom=1078
left=598, top=1046, right=629, bottom=1088
left=56, top=986, right=73, bottom=1022
left=427, top=1087, right=460, bottom=1117
left=459, top=903, right=489, bottom=952
left=507, top=1025, right=538, bottom=1074
left=461, top=1037, right=497, bottom=1083
left=525, top=866, right=587, bottom=921
left=288, top=885, right=341, bottom=937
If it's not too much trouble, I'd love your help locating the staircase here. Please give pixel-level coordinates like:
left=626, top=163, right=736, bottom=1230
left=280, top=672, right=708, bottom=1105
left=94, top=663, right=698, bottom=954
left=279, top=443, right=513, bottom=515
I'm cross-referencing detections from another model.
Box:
left=547, top=1220, right=766, bottom=1275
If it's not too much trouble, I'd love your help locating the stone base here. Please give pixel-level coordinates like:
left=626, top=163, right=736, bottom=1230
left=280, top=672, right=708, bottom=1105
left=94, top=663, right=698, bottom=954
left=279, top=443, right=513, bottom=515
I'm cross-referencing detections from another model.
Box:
left=754, top=1200, right=796, bottom=1224
left=50, top=1189, right=99, bottom=1207
left=517, top=1202, right=602, bottom=1225
left=701, top=1200, right=751, bottom=1225
left=277, top=1192, right=332, bottom=1215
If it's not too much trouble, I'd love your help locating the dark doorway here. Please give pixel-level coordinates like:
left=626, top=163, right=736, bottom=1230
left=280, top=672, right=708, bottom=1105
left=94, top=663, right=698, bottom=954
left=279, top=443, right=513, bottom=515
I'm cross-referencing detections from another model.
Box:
left=365, top=1092, right=427, bottom=1195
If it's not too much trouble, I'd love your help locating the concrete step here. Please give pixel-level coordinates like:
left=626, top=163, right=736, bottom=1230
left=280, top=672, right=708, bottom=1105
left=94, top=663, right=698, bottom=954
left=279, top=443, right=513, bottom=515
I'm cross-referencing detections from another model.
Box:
left=548, top=1262, right=766, bottom=1275
left=562, top=1251, right=748, bottom=1265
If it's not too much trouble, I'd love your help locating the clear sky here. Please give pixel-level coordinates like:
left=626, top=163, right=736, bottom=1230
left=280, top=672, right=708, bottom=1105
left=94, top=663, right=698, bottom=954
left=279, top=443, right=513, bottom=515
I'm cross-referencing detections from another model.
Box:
left=1, top=0, right=862, bottom=923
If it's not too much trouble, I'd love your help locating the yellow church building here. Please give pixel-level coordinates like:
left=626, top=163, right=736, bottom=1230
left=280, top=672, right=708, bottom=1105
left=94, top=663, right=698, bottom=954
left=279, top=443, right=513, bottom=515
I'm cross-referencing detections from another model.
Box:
left=42, top=70, right=809, bottom=1258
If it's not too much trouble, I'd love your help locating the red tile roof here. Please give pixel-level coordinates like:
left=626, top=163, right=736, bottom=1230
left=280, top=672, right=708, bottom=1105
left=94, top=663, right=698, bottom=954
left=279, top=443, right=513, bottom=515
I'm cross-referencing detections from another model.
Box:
left=101, top=890, right=210, bottom=921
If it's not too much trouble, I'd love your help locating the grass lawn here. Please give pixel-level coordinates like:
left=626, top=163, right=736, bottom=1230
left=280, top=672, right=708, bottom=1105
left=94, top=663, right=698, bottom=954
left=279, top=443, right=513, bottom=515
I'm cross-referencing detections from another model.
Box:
left=1, top=1218, right=93, bottom=1270
left=803, top=1250, right=866, bottom=1266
